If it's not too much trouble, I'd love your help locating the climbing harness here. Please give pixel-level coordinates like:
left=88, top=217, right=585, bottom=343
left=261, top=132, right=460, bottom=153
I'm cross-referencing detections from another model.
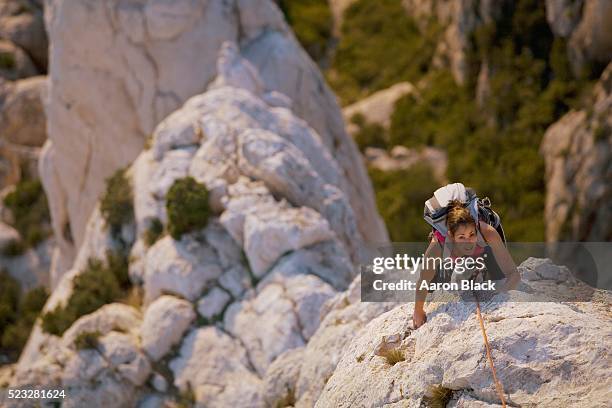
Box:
left=473, top=290, right=507, bottom=408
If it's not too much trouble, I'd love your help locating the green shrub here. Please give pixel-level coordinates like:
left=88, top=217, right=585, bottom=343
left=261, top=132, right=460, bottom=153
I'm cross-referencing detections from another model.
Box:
left=166, top=177, right=210, bottom=240
left=279, top=0, right=332, bottom=64
left=1, top=239, right=26, bottom=258
left=390, top=70, right=476, bottom=148
left=0, top=52, right=16, bottom=70
left=350, top=113, right=388, bottom=152
left=369, top=163, right=441, bottom=242
left=328, top=0, right=440, bottom=104
left=41, top=251, right=130, bottom=336
left=100, top=168, right=134, bottom=237
left=74, top=330, right=102, bottom=350
left=143, top=218, right=164, bottom=247
left=3, top=179, right=51, bottom=248
left=0, top=270, right=20, bottom=331
left=0, top=271, right=48, bottom=361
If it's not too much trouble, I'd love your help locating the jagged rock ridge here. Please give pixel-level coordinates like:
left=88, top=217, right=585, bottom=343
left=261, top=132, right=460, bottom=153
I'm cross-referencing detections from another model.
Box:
left=41, top=0, right=387, bottom=284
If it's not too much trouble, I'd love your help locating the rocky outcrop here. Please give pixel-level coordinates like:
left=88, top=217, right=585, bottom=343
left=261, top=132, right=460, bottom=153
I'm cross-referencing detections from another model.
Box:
left=544, top=0, right=612, bottom=75
left=343, top=82, right=416, bottom=135
left=0, top=39, right=37, bottom=80
left=0, top=75, right=46, bottom=147
left=308, top=260, right=609, bottom=407
left=402, top=0, right=509, bottom=85
left=364, top=145, right=448, bottom=182
left=565, top=0, right=612, bottom=75
left=545, top=0, right=584, bottom=38
left=541, top=62, right=612, bottom=243
left=0, top=0, right=47, bottom=70
left=399, top=0, right=611, bottom=85
left=0, top=233, right=52, bottom=291
left=42, top=0, right=387, bottom=281
left=10, top=42, right=364, bottom=407
left=329, top=0, right=358, bottom=36
left=140, top=295, right=195, bottom=361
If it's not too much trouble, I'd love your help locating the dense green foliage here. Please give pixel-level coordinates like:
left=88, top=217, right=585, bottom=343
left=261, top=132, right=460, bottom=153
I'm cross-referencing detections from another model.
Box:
left=41, top=251, right=130, bottom=336
left=369, top=163, right=441, bottom=242
left=0, top=270, right=48, bottom=361
left=278, top=0, right=332, bottom=64
left=166, top=177, right=210, bottom=240
left=390, top=70, right=474, bottom=148
left=332, top=0, right=599, bottom=242
left=328, top=0, right=440, bottom=104
left=2, top=178, right=51, bottom=254
left=350, top=113, right=388, bottom=152
left=100, top=168, right=134, bottom=237
left=0, top=52, right=16, bottom=70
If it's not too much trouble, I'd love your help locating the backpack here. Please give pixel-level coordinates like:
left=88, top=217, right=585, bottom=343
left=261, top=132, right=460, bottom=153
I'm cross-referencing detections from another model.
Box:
left=423, top=183, right=506, bottom=245
left=423, top=183, right=507, bottom=286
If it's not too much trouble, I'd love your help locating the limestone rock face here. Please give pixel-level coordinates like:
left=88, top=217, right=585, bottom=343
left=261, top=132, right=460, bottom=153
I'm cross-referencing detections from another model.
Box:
left=143, top=235, right=224, bottom=304
left=0, top=237, right=52, bottom=291
left=343, top=82, right=416, bottom=135
left=11, top=43, right=364, bottom=407
left=545, top=0, right=584, bottom=38
left=169, top=327, right=264, bottom=407
left=42, top=0, right=387, bottom=279
left=364, top=145, right=448, bottom=183
left=399, top=0, right=611, bottom=85
left=567, top=0, right=612, bottom=74
left=0, top=75, right=47, bottom=147
left=9, top=303, right=148, bottom=408
left=543, top=0, right=612, bottom=74
left=541, top=62, right=612, bottom=243
left=310, top=261, right=611, bottom=407
left=0, top=0, right=48, bottom=70
left=402, top=0, right=509, bottom=85
left=140, top=295, right=195, bottom=361
left=0, top=39, right=37, bottom=80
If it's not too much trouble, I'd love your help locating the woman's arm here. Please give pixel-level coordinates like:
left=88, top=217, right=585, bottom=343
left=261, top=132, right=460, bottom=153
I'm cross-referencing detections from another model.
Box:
left=480, top=222, right=520, bottom=290
left=413, top=238, right=441, bottom=328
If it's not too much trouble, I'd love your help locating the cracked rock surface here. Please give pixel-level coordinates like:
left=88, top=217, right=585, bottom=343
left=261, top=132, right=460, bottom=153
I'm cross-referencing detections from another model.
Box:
left=10, top=41, right=366, bottom=407
left=8, top=4, right=611, bottom=407
left=42, top=0, right=386, bottom=283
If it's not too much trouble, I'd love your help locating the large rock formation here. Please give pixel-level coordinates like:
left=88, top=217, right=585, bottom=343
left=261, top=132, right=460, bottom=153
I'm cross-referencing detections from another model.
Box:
left=541, top=62, right=611, bottom=243
left=402, top=0, right=510, bottom=85
left=10, top=43, right=362, bottom=407
left=313, top=274, right=610, bottom=407
left=546, top=0, right=612, bottom=75
left=0, top=0, right=48, bottom=70
left=569, top=1, right=612, bottom=72
left=399, top=0, right=611, bottom=84
left=343, top=82, right=416, bottom=135
left=0, top=75, right=46, bottom=147
left=0, top=76, right=47, bottom=190
left=42, top=0, right=387, bottom=283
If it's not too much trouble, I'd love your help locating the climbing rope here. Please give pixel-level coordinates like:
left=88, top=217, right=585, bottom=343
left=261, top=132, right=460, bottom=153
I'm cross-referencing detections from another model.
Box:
left=474, top=295, right=507, bottom=407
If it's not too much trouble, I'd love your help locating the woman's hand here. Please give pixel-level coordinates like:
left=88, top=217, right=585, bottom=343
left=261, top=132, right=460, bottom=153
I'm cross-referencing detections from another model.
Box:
left=412, top=308, right=427, bottom=329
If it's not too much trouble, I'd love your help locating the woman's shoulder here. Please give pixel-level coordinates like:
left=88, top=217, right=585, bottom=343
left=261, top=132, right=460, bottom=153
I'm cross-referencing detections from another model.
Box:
left=478, top=221, right=501, bottom=241
left=478, top=220, right=495, bottom=233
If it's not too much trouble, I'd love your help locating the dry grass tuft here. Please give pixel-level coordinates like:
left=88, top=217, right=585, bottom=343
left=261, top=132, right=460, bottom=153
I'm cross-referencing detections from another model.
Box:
left=380, top=348, right=405, bottom=365
left=422, top=384, right=453, bottom=408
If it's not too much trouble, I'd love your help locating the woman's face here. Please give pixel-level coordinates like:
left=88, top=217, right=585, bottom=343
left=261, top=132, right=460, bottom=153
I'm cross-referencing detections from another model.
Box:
left=451, top=223, right=477, bottom=255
